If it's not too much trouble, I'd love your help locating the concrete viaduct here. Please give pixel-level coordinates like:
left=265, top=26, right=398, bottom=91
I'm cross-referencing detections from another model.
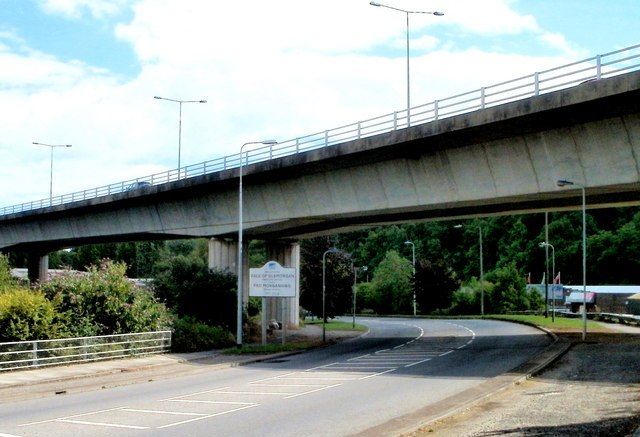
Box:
left=2, top=70, right=640, bottom=325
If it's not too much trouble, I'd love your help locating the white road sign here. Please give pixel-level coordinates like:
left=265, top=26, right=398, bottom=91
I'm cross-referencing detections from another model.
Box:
left=249, top=261, right=296, bottom=297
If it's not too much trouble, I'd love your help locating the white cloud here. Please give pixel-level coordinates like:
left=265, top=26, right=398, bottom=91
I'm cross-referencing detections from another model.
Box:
left=38, top=0, right=130, bottom=19
left=0, top=0, right=585, bottom=207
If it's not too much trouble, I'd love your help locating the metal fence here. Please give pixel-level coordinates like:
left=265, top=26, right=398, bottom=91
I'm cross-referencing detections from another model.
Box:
left=2, top=43, right=640, bottom=217
left=0, top=330, right=171, bottom=372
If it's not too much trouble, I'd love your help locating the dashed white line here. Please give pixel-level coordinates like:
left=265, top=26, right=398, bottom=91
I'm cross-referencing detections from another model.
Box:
left=404, top=358, right=432, bottom=368
left=164, top=400, right=255, bottom=406
left=20, top=406, right=126, bottom=427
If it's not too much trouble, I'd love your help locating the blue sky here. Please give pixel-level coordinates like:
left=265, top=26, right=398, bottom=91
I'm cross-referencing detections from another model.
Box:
left=0, top=0, right=638, bottom=206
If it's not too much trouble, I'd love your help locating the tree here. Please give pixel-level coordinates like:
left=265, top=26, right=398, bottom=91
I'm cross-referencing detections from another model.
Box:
left=369, top=250, right=413, bottom=314
left=485, top=262, right=542, bottom=313
left=300, top=237, right=353, bottom=319
left=414, top=258, right=459, bottom=314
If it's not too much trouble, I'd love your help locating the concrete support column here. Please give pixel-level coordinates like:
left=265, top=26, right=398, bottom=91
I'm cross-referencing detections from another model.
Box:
left=265, top=240, right=301, bottom=328
left=208, top=238, right=238, bottom=273
left=27, top=253, right=49, bottom=284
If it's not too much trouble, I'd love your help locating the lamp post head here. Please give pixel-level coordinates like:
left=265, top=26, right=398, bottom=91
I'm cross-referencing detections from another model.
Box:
left=404, top=240, right=412, bottom=245
left=454, top=224, right=463, bottom=229
left=370, top=1, right=382, bottom=6
left=362, top=266, right=368, bottom=272
left=262, top=140, right=278, bottom=145
left=539, top=242, right=547, bottom=248
left=557, top=179, right=574, bottom=187
left=153, top=96, right=161, bottom=99
left=433, top=11, right=445, bottom=16
left=199, top=100, right=207, bottom=103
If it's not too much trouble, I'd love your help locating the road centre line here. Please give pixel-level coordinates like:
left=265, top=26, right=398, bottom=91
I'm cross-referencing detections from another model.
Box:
left=278, top=376, right=359, bottom=381
left=165, top=400, right=256, bottom=405
left=121, top=408, right=207, bottom=416
left=157, top=405, right=258, bottom=429
left=320, top=366, right=397, bottom=370
left=56, top=419, right=148, bottom=430
left=307, top=362, right=340, bottom=371
left=284, top=383, right=342, bottom=399
left=440, top=350, right=454, bottom=356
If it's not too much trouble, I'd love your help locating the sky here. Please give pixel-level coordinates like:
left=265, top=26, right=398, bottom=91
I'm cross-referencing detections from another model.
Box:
left=0, top=0, right=638, bottom=207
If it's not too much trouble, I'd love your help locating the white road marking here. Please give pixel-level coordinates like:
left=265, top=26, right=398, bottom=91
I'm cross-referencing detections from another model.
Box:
left=249, top=372, right=297, bottom=384
left=56, top=419, right=148, bottom=430
left=306, top=362, right=339, bottom=371
left=20, top=406, right=126, bottom=427
left=251, top=383, right=327, bottom=387
left=278, top=376, right=359, bottom=381
left=347, top=353, right=371, bottom=361
left=440, top=350, right=453, bottom=356
left=358, top=369, right=396, bottom=379
left=157, top=405, right=258, bottom=429
left=165, top=400, right=255, bottom=405
left=284, top=384, right=342, bottom=399
left=404, top=358, right=432, bottom=368
left=212, top=390, right=295, bottom=395
left=160, top=386, right=230, bottom=401
left=121, top=408, right=207, bottom=416
left=0, top=433, right=24, bottom=437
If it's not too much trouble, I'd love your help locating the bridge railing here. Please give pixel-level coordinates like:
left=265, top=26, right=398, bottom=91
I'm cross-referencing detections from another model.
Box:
left=2, top=43, right=640, bottom=217
left=0, top=330, right=172, bottom=371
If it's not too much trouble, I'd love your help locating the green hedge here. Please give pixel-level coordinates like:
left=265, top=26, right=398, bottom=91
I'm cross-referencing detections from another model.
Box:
left=171, top=316, right=235, bottom=352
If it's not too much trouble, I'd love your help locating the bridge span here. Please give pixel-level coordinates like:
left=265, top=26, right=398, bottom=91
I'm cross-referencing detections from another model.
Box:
left=1, top=63, right=640, bottom=323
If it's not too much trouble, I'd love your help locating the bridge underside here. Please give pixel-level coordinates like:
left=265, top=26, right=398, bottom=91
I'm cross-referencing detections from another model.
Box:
left=2, top=71, right=640, bottom=253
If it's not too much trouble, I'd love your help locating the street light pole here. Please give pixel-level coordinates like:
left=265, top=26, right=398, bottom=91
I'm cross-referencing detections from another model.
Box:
left=404, top=240, right=416, bottom=316
left=539, top=241, right=556, bottom=322
left=369, top=1, right=444, bottom=128
left=353, top=265, right=367, bottom=328
left=455, top=223, right=484, bottom=316
left=557, top=179, right=587, bottom=340
left=154, top=96, right=207, bottom=178
left=236, top=139, right=278, bottom=347
left=323, top=248, right=341, bottom=342
left=32, top=142, right=72, bottom=206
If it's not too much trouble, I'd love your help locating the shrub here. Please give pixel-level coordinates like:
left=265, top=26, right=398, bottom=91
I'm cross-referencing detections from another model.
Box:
left=171, top=316, right=235, bottom=352
left=0, top=288, right=58, bottom=341
left=39, top=261, right=170, bottom=337
left=0, top=254, right=16, bottom=292
left=152, top=254, right=237, bottom=331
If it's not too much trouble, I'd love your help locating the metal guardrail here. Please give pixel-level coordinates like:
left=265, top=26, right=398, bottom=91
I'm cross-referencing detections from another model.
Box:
left=0, top=330, right=171, bottom=371
left=2, top=43, right=640, bottom=217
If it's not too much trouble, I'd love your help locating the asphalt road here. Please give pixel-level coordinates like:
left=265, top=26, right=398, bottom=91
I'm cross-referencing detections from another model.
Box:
left=0, top=318, right=550, bottom=437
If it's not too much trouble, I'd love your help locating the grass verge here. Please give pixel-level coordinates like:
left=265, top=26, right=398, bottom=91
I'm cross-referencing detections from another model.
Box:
left=303, top=319, right=368, bottom=331
left=221, top=341, right=318, bottom=355
left=485, top=314, right=611, bottom=332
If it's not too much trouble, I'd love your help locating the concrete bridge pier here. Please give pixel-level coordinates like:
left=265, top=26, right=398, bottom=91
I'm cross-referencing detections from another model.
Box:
left=207, top=237, right=249, bottom=308
left=27, top=252, right=49, bottom=284
left=265, top=240, right=301, bottom=328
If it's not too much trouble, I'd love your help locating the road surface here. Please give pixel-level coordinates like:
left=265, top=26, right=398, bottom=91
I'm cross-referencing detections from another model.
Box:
left=0, top=318, right=550, bottom=436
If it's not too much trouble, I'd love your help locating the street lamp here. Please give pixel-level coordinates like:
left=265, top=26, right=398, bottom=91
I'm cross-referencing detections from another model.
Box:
left=322, top=247, right=342, bottom=342
left=353, top=265, right=367, bottom=328
left=154, top=96, right=207, bottom=178
left=32, top=141, right=72, bottom=206
left=557, top=178, right=587, bottom=340
left=539, top=241, right=556, bottom=321
left=236, top=139, right=278, bottom=347
left=369, top=1, right=444, bottom=127
left=404, top=240, right=417, bottom=316
left=455, top=223, right=484, bottom=316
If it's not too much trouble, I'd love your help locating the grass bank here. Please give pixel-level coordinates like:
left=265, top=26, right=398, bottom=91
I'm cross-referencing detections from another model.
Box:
left=485, top=314, right=611, bottom=332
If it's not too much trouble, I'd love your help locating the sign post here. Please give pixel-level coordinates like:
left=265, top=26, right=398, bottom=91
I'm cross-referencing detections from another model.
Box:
left=249, top=261, right=297, bottom=346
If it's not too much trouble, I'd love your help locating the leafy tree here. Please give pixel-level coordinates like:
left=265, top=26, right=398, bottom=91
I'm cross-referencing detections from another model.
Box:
left=0, top=288, right=58, bottom=342
left=485, top=262, right=541, bottom=313
left=414, top=258, right=459, bottom=314
left=300, top=237, right=353, bottom=319
left=370, top=250, right=413, bottom=314
left=152, top=253, right=237, bottom=331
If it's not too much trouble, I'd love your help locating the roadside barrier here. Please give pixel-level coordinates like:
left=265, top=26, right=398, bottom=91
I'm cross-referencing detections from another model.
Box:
left=0, top=330, right=171, bottom=371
